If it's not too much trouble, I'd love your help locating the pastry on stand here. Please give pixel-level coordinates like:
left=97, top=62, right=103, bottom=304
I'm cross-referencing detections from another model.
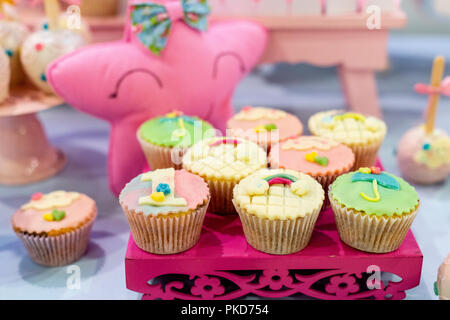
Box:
left=397, top=56, right=450, bottom=184
left=0, top=0, right=29, bottom=86
left=436, top=254, right=450, bottom=300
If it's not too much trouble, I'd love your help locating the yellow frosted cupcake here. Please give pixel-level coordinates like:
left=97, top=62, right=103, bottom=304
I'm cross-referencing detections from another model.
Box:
left=233, top=168, right=324, bottom=255
left=182, top=137, right=267, bottom=215
left=308, top=110, right=387, bottom=169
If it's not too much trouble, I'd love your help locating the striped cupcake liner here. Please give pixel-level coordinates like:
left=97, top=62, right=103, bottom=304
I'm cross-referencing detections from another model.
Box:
left=137, top=132, right=187, bottom=170
left=348, top=141, right=383, bottom=171
left=329, top=193, right=419, bottom=253
left=15, top=218, right=95, bottom=267
left=234, top=200, right=322, bottom=255
left=122, top=198, right=210, bottom=254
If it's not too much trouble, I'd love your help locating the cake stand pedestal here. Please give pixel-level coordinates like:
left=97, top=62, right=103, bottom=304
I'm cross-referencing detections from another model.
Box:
left=0, top=86, right=66, bottom=185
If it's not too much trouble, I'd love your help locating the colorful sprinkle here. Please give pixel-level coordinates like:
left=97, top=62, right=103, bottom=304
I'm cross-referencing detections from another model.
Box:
left=209, top=138, right=241, bottom=147
left=156, top=183, right=171, bottom=195
left=43, top=213, right=54, bottom=221
left=42, top=22, right=49, bottom=30
left=305, top=151, right=318, bottom=163
left=264, top=123, right=277, bottom=131
left=434, top=281, right=439, bottom=296
left=4, top=49, right=13, bottom=57
left=242, top=106, right=252, bottom=112
left=370, top=166, right=381, bottom=175
left=314, top=156, right=329, bottom=166
left=40, top=73, right=47, bottom=82
left=35, top=43, right=43, bottom=51
left=150, top=192, right=165, bottom=202
left=423, top=143, right=431, bottom=151
left=52, top=209, right=66, bottom=221
left=31, top=192, right=43, bottom=201
left=359, top=167, right=372, bottom=174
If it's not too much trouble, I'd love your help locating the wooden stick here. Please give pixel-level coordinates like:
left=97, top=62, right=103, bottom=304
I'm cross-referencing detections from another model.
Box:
left=44, top=0, right=61, bottom=31
left=425, top=56, right=445, bottom=134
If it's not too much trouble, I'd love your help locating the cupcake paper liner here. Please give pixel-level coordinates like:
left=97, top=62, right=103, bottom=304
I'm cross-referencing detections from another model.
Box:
left=205, top=178, right=238, bottom=215
left=348, top=141, right=382, bottom=170
left=15, top=218, right=95, bottom=267
left=234, top=200, right=322, bottom=255
left=122, top=198, right=210, bottom=254
left=329, top=193, right=419, bottom=253
left=138, top=133, right=186, bottom=170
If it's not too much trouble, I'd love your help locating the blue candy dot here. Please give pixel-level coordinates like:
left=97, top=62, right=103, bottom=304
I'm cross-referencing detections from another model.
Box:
left=156, top=183, right=171, bottom=195
left=40, top=73, right=47, bottom=82
left=423, top=143, right=431, bottom=151
left=43, top=23, right=49, bottom=30
left=5, top=49, right=13, bottom=57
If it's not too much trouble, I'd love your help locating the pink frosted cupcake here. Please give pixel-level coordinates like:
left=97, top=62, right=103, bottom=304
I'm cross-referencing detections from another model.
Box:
left=226, top=106, right=303, bottom=152
left=11, top=191, right=97, bottom=267
left=119, top=168, right=210, bottom=254
left=270, top=136, right=355, bottom=194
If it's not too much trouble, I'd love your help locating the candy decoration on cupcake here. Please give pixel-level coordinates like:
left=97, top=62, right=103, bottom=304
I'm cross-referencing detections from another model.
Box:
left=254, top=123, right=277, bottom=133
left=352, top=167, right=400, bottom=202
left=305, top=151, right=329, bottom=166
left=21, top=191, right=80, bottom=210
left=234, top=106, right=287, bottom=121
left=158, top=111, right=202, bottom=140
left=43, top=209, right=66, bottom=222
left=321, top=111, right=366, bottom=127
left=243, top=173, right=309, bottom=197
left=209, top=138, right=241, bottom=147
left=139, top=168, right=187, bottom=207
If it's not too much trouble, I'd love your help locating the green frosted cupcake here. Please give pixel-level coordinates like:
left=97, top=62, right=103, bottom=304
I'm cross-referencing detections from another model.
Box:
left=329, top=167, right=420, bottom=253
left=137, top=111, right=216, bottom=170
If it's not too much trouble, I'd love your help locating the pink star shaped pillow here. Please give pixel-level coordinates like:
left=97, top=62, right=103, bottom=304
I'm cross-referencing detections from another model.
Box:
left=47, top=0, right=267, bottom=196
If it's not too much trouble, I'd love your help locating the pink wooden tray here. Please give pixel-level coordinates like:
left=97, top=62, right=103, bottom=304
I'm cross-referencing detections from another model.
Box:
left=125, top=165, right=423, bottom=300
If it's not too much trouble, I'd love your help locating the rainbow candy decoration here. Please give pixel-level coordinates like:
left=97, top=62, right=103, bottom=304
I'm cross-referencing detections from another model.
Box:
left=263, top=173, right=297, bottom=186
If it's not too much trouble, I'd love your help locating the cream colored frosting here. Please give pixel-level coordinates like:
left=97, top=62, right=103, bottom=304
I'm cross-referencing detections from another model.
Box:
left=12, top=192, right=96, bottom=235
left=20, top=29, right=85, bottom=93
left=182, top=137, right=267, bottom=181
left=21, top=191, right=80, bottom=210
left=233, top=168, right=324, bottom=220
left=0, top=48, right=10, bottom=104
left=413, top=127, right=450, bottom=169
left=0, top=20, right=28, bottom=54
left=308, top=110, right=387, bottom=146
left=437, top=254, right=450, bottom=300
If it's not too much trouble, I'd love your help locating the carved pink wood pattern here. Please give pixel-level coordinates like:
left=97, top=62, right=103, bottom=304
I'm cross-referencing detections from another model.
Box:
left=125, top=161, right=423, bottom=300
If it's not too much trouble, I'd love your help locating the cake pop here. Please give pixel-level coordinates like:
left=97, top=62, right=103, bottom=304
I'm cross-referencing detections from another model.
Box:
left=20, top=0, right=85, bottom=93
left=436, top=254, right=450, bottom=300
left=0, top=46, right=10, bottom=103
left=0, top=0, right=28, bottom=86
left=397, top=56, right=450, bottom=184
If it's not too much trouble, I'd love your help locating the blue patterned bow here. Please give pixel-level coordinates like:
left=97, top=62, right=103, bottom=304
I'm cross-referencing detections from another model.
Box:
left=131, top=0, right=210, bottom=55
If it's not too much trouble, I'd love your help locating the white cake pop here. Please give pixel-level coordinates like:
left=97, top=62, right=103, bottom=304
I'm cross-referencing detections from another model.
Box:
left=20, top=29, right=85, bottom=93
left=397, top=56, right=450, bottom=184
left=0, top=46, right=10, bottom=103
left=436, top=254, right=450, bottom=300
left=397, top=126, right=450, bottom=184
left=0, top=19, right=28, bottom=86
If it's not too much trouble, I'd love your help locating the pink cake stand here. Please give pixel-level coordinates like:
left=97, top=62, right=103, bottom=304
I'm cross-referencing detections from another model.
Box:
left=0, top=85, right=66, bottom=185
left=125, top=162, right=423, bottom=300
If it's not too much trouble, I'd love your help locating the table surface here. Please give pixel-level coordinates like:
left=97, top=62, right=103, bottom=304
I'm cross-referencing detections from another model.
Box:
left=0, top=34, right=449, bottom=300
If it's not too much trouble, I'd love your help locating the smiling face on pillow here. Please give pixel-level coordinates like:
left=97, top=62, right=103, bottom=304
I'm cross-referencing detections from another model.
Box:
left=47, top=0, right=268, bottom=195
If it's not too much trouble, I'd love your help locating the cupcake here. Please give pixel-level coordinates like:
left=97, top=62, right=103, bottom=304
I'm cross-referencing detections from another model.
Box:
left=269, top=136, right=354, bottom=195
left=137, top=111, right=216, bottom=170
left=329, top=167, right=420, bottom=253
left=182, top=136, right=267, bottom=215
left=233, top=168, right=324, bottom=254
left=11, top=191, right=97, bottom=267
left=119, top=168, right=210, bottom=254
left=0, top=20, right=28, bottom=86
left=226, top=106, right=303, bottom=152
left=308, top=110, right=387, bottom=170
